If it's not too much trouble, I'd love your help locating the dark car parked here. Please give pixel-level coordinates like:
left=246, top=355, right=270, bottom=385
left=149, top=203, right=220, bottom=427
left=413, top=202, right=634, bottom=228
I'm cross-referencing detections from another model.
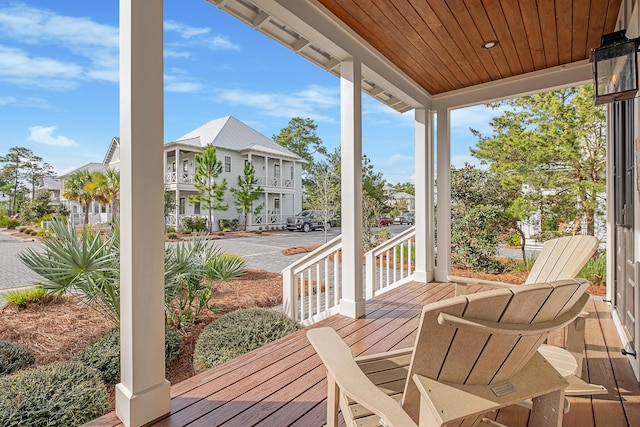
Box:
left=394, top=212, right=415, bottom=225
left=286, top=210, right=333, bottom=232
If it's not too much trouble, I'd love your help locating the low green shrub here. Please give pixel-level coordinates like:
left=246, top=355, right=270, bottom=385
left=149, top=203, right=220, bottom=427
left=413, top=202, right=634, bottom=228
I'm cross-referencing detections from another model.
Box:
left=167, top=232, right=178, bottom=240
left=166, top=226, right=176, bottom=233
left=18, top=227, right=27, bottom=233
left=182, top=216, right=207, bottom=232
left=505, top=233, right=521, bottom=247
left=377, top=227, right=391, bottom=240
left=79, top=327, right=181, bottom=384
left=0, top=341, right=35, bottom=376
left=194, top=308, right=299, bottom=373
left=205, top=253, right=246, bottom=281
left=23, top=228, right=33, bottom=235
left=0, top=361, right=109, bottom=426
left=218, top=218, right=239, bottom=231
left=579, top=250, right=606, bottom=286
left=4, top=219, right=20, bottom=229
left=2, top=286, right=51, bottom=308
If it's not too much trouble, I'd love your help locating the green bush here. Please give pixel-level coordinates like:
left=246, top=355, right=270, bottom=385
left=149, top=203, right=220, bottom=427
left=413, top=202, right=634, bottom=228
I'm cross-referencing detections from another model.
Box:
left=205, top=253, right=246, bottom=281
left=79, top=327, right=181, bottom=385
left=578, top=250, right=606, bottom=286
left=167, top=232, right=178, bottom=240
left=2, top=286, right=51, bottom=308
left=0, top=341, right=35, bottom=376
left=4, top=219, right=20, bottom=229
left=182, top=216, right=207, bottom=232
left=166, top=226, right=176, bottom=233
left=194, top=308, right=299, bottom=373
left=505, top=233, right=521, bottom=247
left=219, top=218, right=239, bottom=231
left=0, top=361, right=109, bottom=426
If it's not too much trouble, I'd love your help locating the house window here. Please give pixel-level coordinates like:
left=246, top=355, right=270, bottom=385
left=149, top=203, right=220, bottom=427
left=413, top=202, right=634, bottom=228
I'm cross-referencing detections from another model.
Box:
left=183, top=159, right=189, bottom=172
left=171, top=162, right=176, bottom=172
left=179, top=197, right=185, bottom=215
left=290, top=166, right=294, bottom=179
left=225, top=156, right=231, bottom=172
left=274, top=198, right=280, bottom=213
left=194, top=202, right=200, bottom=215
left=274, top=164, right=280, bottom=178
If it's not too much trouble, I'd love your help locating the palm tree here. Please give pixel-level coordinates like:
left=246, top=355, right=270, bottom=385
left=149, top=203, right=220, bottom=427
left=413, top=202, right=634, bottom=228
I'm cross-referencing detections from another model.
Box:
left=92, top=169, right=120, bottom=218
left=63, top=170, right=99, bottom=225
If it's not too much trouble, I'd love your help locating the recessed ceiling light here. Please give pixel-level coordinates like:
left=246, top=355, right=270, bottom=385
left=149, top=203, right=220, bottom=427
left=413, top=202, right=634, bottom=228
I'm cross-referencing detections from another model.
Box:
left=481, top=40, right=499, bottom=49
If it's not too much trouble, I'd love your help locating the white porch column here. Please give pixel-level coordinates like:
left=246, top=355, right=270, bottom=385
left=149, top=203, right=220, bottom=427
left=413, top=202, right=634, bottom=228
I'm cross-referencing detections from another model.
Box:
left=174, top=148, right=181, bottom=231
left=413, top=108, right=434, bottom=283
left=340, top=57, right=365, bottom=318
left=435, top=109, right=451, bottom=282
left=116, top=1, right=170, bottom=426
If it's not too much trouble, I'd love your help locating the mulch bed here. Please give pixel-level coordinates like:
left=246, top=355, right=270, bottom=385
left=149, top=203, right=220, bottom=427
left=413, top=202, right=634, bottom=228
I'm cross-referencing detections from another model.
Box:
left=0, top=269, right=283, bottom=399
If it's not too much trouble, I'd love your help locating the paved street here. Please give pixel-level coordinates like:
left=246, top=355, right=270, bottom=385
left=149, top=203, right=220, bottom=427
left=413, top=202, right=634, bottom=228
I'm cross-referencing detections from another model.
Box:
left=0, top=225, right=412, bottom=294
left=0, top=231, right=44, bottom=291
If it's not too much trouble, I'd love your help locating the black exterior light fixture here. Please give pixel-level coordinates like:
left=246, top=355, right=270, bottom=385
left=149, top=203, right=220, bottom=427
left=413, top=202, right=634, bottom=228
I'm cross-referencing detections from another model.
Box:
left=591, top=30, right=640, bottom=105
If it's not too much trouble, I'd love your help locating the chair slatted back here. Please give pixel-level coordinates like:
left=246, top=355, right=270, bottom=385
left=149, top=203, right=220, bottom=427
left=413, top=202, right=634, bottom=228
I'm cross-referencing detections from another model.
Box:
left=525, top=235, right=599, bottom=284
left=401, top=279, right=590, bottom=421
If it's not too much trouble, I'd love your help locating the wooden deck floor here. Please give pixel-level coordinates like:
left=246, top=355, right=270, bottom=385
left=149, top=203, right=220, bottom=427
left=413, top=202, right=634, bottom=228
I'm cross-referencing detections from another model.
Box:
left=87, top=281, right=639, bottom=427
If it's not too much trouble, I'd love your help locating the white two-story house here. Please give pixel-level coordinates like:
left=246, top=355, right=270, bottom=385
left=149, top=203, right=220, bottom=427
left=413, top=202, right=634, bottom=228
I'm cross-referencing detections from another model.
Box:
left=161, top=115, right=305, bottom=231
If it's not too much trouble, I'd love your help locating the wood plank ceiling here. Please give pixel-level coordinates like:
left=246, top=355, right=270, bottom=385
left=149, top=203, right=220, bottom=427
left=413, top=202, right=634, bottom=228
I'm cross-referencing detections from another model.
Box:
left=316, top=0, right=622, bottom=95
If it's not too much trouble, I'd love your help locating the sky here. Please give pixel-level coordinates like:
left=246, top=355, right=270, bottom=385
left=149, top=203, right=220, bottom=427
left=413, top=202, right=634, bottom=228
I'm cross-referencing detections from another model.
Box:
left=0, top=1, right=503, bottom=184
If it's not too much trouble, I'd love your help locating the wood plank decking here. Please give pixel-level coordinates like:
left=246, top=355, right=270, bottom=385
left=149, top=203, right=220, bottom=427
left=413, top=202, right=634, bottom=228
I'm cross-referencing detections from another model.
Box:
left=86, top=281, right=639, bottom=427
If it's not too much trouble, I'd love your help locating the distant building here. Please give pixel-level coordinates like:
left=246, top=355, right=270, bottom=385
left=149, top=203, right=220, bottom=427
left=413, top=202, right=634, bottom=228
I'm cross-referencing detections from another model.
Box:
left=384, top=186, right=415, bottom=211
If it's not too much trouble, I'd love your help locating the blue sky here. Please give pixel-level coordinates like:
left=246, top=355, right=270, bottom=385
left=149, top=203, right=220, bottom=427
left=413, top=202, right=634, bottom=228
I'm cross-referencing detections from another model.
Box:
left=0, top=1, right=500, bottom=183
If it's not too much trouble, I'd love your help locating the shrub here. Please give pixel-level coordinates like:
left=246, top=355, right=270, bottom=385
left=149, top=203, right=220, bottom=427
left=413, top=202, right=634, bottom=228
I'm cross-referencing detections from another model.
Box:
left=505, top=233, right=521, bottom=247
left=218, top=218, right=239, bottom=231
left=377, top=227, right=391, bottom=240
left=167, top=232, right=178, bottom=240
left=0, top=361, right=109, bottom=426
left=0, top=341, right=35, bottom=376
left=18, top=227, right=27, bottom=233
left=578, top=250, right=606, bottom=286
left=2, top=286, right=51, bottom=308
left=19, top=219, right=121, bottom=324
left=166, top=226, right=176, bottom=233
left=79, top=327, right=181, bottom=385
left=205, top=253, right=246, bottom=281
left=5, top=219, right=20, bottom=229
left=194, top=308, right=299, bottom=372
left=23, top=228, right=33, bottom=235
left=182, top=216, right=207, bottom=232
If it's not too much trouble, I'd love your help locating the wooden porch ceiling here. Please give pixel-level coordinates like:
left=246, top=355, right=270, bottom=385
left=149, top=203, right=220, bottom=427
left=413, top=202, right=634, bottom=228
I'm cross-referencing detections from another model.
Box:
left=316, top=0, right=622, bottom=95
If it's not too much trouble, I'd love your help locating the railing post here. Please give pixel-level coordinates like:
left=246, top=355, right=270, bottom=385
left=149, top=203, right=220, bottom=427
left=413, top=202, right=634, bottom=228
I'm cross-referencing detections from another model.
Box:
left=365, top=251, right=375, bottom=299
left=282, top=266, right=297, bottom=321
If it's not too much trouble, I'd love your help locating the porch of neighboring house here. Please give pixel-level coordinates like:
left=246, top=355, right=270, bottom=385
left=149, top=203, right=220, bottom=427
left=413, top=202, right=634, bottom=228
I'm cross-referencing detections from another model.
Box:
left=86, top=280, right=640, bottom=427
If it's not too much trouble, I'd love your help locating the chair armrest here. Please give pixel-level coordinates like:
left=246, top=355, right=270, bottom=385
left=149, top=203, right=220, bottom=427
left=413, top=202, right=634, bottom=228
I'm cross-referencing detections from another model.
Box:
left=307, top=328, right=418, bottom=427
left=448, top=275, right=519, bottom=296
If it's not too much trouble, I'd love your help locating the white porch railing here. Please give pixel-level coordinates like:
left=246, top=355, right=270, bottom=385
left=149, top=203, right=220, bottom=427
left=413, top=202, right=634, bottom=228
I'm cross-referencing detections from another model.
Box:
left=364, top=226, right=415, bottom=299
left=282, top=226, right=417, bottom=325
left=282, top=235, right=342, bottom=326
left=165, top=172, right=194, bottom=184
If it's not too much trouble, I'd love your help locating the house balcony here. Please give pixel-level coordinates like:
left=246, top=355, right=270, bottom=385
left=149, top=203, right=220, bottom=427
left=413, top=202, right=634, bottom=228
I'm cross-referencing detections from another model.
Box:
left=164, top=172, right=196, bottom=190
left=85, top=280, right=639, bottom=427
left=256, top=175, right=295, bottom=190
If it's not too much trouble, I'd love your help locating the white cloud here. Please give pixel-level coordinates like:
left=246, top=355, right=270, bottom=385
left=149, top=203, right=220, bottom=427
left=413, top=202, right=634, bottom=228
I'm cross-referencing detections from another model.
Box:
left=164, top=20, right=240, bottom=54
left=0, top=95, right=52, bottom=109
left=0, top=45, right=83, bottom=88
left=216, top=85, right=339, bottom=123
left=0, top=96, right=16, bottom=105
left=165, top=69, right=204, bottom=93
left=164, top=21, right=210, bottom=39
left=0, top=4, right=119, bottom=87
left=28, top=126, right=77, bottom=147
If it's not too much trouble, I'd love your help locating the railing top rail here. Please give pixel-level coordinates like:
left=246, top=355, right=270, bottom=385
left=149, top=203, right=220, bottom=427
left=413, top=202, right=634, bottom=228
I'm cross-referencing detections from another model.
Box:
left=282, top=234, right=342, bottom=274
left=369, top=226, right=415, bottom=256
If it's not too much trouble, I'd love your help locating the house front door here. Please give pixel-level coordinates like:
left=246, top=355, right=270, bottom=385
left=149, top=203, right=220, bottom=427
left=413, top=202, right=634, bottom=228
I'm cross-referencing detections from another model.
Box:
left=613, top=99, right=637, bottom=363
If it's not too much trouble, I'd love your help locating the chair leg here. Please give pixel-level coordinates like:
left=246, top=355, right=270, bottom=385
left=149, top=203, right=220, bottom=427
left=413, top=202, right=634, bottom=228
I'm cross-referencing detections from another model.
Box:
left=529, top=389, right=565, bottom=427
left=566, top=316, right=586, bottom=377
left=326, top=375, right=340, bottom=427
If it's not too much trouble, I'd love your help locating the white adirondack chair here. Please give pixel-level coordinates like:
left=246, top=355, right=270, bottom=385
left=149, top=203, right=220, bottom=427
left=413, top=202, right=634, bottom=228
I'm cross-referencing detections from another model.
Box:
left=308, top=279, right=591, bottom=427
left=448, top=235, right=605, bottom=397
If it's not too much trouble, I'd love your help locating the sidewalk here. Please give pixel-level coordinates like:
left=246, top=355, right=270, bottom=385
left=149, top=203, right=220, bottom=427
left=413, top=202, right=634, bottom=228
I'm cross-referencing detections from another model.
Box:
left=0, top=229, right=44, bottom=292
